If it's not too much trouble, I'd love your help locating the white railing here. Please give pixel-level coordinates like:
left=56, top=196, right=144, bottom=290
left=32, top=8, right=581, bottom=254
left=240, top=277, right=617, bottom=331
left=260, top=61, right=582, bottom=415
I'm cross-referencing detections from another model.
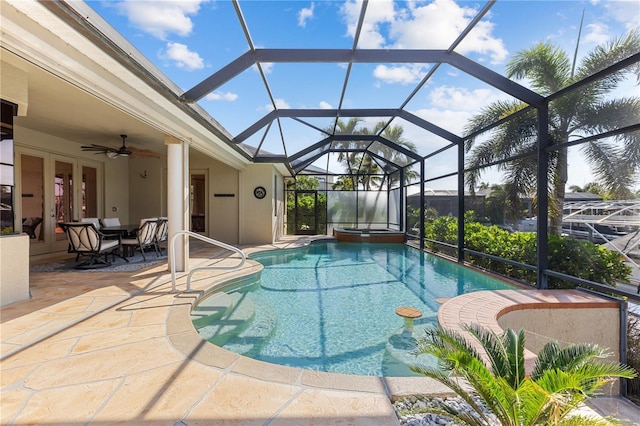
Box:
left=169, top=230, right=246, bottom=292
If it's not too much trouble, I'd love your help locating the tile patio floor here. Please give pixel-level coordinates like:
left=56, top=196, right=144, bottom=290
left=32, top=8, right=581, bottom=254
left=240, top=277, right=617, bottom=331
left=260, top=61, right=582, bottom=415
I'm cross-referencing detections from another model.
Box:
left=2, top=237, right=639, bottom=425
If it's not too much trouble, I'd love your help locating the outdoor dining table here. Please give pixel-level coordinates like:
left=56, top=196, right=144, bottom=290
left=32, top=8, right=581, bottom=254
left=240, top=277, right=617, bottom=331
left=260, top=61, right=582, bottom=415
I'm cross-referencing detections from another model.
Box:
left=101, top=224, right=140, bottom=258
left=100, top=224, right=139, bottom=238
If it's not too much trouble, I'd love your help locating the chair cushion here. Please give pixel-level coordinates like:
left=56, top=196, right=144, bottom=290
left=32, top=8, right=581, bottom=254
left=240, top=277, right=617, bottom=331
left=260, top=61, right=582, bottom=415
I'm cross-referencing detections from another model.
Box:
left=100, top=239, right=120, bottom=252
left=101, top=218, right=121, bottom=227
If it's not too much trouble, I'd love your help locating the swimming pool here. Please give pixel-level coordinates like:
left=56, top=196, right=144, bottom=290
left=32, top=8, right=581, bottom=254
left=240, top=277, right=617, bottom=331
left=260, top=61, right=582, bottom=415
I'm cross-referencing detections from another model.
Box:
left=191, top=241, right=514, bottom=376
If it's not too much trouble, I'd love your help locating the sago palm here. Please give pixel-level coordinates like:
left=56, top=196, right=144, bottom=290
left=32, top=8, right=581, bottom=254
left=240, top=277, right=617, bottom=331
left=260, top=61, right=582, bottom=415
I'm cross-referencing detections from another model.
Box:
left=465, top=31, right=640, bottom=235
left=409, top=324, right=636, bottom=426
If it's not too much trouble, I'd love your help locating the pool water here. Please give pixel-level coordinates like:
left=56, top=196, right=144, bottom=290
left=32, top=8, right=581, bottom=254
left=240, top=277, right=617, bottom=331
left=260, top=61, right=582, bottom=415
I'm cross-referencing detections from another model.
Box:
left=192, top=241, right=513, bottom=376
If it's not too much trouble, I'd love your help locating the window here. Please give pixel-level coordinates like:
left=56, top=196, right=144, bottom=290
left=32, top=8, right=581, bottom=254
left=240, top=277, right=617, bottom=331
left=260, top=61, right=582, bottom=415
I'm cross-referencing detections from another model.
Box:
left=0, top=100, right=17, bottom=234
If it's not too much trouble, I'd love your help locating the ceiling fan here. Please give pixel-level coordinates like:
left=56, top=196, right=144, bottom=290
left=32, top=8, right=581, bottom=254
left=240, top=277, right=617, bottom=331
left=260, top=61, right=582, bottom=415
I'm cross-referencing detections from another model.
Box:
left=81, top=134, right=160, bottom=159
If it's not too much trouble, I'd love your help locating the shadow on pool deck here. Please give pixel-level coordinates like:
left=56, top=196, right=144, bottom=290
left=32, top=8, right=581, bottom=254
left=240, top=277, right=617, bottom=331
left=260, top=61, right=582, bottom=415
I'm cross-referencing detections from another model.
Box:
left=2, top=236, right=638, bottom=425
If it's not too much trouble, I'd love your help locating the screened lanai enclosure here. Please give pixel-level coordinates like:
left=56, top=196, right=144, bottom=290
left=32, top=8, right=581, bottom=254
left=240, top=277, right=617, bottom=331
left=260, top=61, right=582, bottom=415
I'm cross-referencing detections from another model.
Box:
left=176, top=1, right=639, bottom=292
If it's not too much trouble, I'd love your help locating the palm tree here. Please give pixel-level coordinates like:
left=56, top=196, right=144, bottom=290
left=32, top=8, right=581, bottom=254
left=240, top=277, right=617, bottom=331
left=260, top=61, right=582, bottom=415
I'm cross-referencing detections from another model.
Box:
left=409, top=324, right=636, bottom=426
left=465, top=31, right=640, bottom=235
left=377, top=122, right=420, bottom=185
left=326, top=119, right=419, bottom=189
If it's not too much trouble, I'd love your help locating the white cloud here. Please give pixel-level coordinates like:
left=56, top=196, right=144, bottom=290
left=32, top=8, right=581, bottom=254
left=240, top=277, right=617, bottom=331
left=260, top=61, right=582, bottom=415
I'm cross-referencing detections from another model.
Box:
left=263, top=99, right=291, bottom=112
left=428, top=86, right=502, bottom=112
left=341, top=0, right=394, bottom=48
left=373, top=64, right=426, bottom=84
left=410, top=85, right=511, bottom=135
left=584, top=22, right=611, bottom=45
left=115, top=0, right=208, bottom=40
left=298, top=3, right=315, bottom=27
left=603, top=1, right=640, bottom=31
left=319, top=101, right=333, bottom=109
left=256, top=63, right=274, bottom=74
left=163, top=42, right=204, bottom=70
left=205, top=91, right=238, bottom=101
left=340, top=0, right=507, bottom=63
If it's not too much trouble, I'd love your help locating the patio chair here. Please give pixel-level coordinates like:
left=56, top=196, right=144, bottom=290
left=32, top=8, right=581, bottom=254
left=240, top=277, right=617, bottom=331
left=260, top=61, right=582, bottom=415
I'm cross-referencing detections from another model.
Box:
left=155, top=217, right=168, bottom=254
left=80, top=217, right=102, bottom=230
left=22, top=217, right=42, bottom=239
left=121, top=218, right=159, bottom=261
left=101, top=217, right=121, bottom=227
left=63, top=222, right=127, bottom=269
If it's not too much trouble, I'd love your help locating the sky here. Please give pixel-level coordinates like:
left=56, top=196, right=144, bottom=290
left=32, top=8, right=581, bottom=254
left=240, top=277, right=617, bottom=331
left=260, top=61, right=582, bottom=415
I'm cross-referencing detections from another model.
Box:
left=87, top=0, right=639, bottom=190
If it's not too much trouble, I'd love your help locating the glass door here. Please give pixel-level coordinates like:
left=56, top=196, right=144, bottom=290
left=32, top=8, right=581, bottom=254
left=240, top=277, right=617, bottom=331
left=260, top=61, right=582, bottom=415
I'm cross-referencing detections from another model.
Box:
left=18, top=149, right=102, bottom=255
left=52, top=158, right=74, bottom=250
left=19, top=153, right=46, bottom=254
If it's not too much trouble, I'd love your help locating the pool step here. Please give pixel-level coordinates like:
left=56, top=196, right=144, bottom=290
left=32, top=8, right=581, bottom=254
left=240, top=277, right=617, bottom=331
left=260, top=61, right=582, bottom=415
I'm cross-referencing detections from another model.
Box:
left=190, top=292, right=234, bottom=328
left=195, top=293, right=255, bottom=345
left=221, top=299, right=277, bottom=355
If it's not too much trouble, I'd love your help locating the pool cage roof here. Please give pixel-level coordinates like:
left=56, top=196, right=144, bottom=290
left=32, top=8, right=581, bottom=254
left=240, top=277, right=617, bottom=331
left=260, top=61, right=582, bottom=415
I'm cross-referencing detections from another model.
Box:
left=178, top=0, right=553, bottom=177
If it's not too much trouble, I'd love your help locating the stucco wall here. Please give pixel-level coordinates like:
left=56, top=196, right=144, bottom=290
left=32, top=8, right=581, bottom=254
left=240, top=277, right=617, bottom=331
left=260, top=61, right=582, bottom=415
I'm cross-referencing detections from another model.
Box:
left=0, top=234, right=30, bottom=306
left=128, top=156, right=165, bottom=224
left=498, top=307, right=620, bottom=361
left=239, top=164, right=283, bottom=245
left=190, top=149, right=239, bottom=244
left=0, top=60, right=29, bottom=115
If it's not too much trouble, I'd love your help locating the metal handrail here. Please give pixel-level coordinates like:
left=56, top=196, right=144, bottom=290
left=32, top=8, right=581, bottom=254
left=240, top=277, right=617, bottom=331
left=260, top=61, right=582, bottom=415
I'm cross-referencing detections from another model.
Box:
left=169, top=230, right=246, bottom=292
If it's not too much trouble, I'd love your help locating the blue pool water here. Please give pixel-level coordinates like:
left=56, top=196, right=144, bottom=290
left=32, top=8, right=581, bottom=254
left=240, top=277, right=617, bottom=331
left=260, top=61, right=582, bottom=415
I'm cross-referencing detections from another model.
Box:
left=192, top=241, right=514, bottom=376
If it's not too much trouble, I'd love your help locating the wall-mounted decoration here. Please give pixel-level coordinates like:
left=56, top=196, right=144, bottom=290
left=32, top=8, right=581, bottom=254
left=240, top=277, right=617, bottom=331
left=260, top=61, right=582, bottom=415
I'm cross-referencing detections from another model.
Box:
left=253, top=186, right=266, bottom=199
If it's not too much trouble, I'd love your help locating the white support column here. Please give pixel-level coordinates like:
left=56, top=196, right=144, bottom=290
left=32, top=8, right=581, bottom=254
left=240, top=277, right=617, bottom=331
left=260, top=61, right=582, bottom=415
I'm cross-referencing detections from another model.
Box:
left=166, top=136, right=189, bottom=272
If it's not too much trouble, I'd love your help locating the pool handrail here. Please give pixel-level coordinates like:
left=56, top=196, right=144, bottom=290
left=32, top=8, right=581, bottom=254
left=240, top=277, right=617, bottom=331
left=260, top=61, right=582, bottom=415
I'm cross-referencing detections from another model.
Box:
left=169, top=230, right=246, bottom=292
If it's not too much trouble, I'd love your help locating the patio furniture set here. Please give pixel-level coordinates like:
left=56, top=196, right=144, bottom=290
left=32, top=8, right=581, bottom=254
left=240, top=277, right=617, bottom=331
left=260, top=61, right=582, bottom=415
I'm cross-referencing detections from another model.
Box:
left=62, top=217, right=168, bottom=269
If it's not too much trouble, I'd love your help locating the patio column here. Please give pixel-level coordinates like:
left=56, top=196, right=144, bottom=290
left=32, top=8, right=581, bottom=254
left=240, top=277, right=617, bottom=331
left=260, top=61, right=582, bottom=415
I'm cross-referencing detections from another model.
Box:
left=166, top=136, right=189, bottom=272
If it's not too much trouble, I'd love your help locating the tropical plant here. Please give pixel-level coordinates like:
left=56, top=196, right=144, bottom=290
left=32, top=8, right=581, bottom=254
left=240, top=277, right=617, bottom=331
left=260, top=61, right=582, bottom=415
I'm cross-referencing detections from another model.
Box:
left=325, top=119, right=419, bottom=190
left=423, top=214, right=631, bottom=288
left=409, top=324, right=637, bottom=426
left=285, top=176, right=327, bottom=234
left=465, top=30, right=640, bottom=235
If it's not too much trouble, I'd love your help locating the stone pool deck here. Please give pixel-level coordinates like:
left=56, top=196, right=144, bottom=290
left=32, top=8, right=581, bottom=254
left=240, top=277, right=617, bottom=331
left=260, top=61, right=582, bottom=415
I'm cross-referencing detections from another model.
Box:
left=1, top=237, right=638, bottom=425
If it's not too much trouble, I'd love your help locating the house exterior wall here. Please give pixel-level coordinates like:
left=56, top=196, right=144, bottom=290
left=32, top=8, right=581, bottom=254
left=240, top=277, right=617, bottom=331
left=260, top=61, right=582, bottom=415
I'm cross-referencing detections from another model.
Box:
left=0, top=60, right=29, bottom=115
left=239, top=164, right=284, bottom=245
left=128, top=156, right=164, bottom=224
left=0, top=234, right=29, bottom=306
left=190, top=150, right=240, bottom=244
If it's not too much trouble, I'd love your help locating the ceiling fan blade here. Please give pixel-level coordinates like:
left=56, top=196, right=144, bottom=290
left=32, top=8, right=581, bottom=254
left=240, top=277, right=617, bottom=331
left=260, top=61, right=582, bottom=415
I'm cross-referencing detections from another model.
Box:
left=81, top=144, right=119, bottom=153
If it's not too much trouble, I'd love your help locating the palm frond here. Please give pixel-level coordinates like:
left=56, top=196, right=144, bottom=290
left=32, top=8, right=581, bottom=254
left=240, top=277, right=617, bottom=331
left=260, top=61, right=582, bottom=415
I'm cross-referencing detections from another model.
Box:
left=463, top=100, right=530, bottom=141
left=408, top=366, right=494, bottom=424
left=575, top=30, right=640, bottom=93
left=507, top=42, right=572, bottom=94
left=463, top=324, right=512, bottom=382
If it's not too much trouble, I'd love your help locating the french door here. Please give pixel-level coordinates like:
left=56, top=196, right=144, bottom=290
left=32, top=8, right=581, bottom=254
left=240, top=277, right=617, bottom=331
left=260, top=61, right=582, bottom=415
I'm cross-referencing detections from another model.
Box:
left=17, top=148, right=102, bottom=255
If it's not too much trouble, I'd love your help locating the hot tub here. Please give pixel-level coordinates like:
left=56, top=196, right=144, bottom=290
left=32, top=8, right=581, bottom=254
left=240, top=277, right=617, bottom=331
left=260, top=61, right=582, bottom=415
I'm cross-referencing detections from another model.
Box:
left=333, top=228, right=406, bottom=243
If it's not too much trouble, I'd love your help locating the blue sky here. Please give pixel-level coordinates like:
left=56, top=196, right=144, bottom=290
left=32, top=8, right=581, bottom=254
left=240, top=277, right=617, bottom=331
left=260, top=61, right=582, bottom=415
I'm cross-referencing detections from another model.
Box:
left=87, top=0, right=639, bottom=189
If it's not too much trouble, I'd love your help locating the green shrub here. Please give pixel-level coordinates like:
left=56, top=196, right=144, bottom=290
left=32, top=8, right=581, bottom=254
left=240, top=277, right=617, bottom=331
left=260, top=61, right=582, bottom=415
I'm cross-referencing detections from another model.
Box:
left=423, top=215, right=631, bottom=288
